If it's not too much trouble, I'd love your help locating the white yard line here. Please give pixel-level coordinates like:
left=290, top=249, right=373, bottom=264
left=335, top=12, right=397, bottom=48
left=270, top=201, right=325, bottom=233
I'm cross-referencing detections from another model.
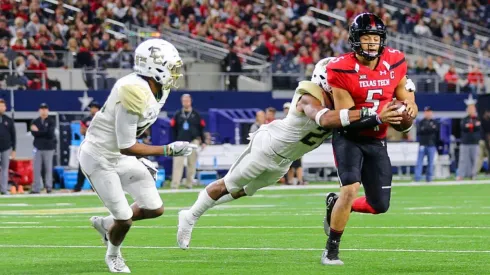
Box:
left=0, top=180, right=488, bottom=199
left=1, top=225, right=489, bottom=229
left=0, top=244, right=488, bottom=253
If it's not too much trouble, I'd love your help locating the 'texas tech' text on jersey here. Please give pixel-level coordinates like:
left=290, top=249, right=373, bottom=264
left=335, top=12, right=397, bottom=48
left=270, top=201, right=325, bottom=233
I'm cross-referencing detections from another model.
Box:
left=326, top=47, right=407, bottom=139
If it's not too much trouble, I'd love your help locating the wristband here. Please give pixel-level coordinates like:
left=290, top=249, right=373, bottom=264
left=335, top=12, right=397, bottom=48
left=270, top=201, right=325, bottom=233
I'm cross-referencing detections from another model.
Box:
left=315, top=108, right=330, bottom=126
left=340, top=109, right=350, bottom=127
left=163, top=146, right=168, bottom=156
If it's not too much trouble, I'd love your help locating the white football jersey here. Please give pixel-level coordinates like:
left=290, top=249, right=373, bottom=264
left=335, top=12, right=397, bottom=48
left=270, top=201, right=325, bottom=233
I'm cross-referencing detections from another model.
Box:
left=84, top=73, right=169, bottom=158
left=263, top=81, right=332, bottom=161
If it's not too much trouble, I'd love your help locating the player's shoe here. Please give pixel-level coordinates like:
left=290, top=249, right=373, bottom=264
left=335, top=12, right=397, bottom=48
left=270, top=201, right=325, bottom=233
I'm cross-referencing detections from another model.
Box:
left=90, top=216, right=109, bottom=246
left=321, top=239, right=344, bottom=265
left=105, top=254, right=131, bottom=273
left=323, top=193, right=339, bottom=236
left=177, top=210, right=195, bottom=249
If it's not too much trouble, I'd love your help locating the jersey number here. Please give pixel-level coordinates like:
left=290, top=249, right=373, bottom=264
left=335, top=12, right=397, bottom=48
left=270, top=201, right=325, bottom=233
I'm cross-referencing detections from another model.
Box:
left=300, top=127, right=330, bottom=146
left=365, top=89, right=383, bottom=112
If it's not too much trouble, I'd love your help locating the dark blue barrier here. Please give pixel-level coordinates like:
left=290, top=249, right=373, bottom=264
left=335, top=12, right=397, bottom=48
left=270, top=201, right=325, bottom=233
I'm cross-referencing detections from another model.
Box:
left=208, top=108, right=261, bottom=144
left=0, top=89, right=477, bottom=113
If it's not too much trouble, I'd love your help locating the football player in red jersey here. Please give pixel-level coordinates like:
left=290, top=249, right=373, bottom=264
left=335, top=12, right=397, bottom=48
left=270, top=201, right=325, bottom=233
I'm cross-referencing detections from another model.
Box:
left=321, top=13, right=418, bottom=265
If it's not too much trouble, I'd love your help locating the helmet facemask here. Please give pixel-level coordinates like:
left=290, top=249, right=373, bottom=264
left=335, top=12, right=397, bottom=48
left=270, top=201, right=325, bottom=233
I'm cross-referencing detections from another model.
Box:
left=153, top=59, right=183, bottom=91
left=349, top=30, right=386, bottom=61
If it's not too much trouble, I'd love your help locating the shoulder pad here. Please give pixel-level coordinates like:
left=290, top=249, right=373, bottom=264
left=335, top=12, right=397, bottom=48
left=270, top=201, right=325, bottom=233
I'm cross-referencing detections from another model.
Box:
left=296, top=81, right=325, bottom=106
left=118, top=84, right=150, bottom=115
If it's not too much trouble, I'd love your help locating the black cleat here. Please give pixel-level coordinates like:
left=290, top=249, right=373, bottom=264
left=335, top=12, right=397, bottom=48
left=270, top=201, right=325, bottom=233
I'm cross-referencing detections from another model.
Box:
left=321, top=239, right=344, bottom=265
left=323, top=192, right=339, bottom=236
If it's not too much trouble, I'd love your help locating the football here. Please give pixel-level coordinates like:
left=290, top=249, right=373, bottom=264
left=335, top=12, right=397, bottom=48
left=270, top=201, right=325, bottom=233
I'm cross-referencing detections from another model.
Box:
left=389, top=100, right=414, bottom=132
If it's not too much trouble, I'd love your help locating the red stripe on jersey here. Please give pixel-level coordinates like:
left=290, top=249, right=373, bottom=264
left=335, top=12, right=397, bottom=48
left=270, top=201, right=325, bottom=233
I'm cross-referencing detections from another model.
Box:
left=170, top=118, right=176, bottom=127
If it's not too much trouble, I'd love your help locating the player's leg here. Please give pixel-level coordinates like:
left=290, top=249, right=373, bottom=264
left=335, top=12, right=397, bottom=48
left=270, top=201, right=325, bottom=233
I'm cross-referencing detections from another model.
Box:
left=118, top=156, right=164, bottom=220
left=356, top=141, right=393, bottom=215
left=178, top=131, right=274, bottom=249
left=322, top=132, right=363, bottom=265
left=94, top=157, right=164, bottom=233
left=79, top=150, right=131, bottom=273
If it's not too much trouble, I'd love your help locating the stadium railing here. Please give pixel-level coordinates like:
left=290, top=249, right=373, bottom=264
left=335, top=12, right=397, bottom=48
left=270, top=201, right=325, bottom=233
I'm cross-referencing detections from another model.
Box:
left=0, top=69, right=487, bottom=94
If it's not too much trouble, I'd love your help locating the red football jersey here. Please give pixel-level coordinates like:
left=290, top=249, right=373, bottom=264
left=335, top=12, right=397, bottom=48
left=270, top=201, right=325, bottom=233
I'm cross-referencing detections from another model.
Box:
left=326, top=47, right=407, bottom=139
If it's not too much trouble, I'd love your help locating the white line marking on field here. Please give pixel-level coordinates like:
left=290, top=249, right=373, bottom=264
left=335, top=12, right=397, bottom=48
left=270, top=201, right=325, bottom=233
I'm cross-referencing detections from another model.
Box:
left=400, top=212, right=490, bottom=215
left=1, top=225, right=490, bottom=230
left=0, top=180, right=488, bottom=198
left=0, top=222, right=41, bottom=224
left=2, top=211, right=490, bottom=217
left=0, top=205, right=276, bottom=215
left=404, top=206, right=462, bottom=210
left=252, top=193, right=327, bottom=198
left=0, top=244, right=489, bottom=253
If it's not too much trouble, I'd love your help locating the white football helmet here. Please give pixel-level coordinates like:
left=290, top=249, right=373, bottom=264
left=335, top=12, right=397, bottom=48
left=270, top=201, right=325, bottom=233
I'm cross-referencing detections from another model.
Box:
left=133, top=39, right=183, bottom=90
left=311, top=57, right=335, bottom=93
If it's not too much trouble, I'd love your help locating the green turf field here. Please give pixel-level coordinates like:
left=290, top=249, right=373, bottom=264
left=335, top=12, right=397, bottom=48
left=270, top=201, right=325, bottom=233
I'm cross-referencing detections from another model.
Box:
left=0, top=181, right=489, bottom=275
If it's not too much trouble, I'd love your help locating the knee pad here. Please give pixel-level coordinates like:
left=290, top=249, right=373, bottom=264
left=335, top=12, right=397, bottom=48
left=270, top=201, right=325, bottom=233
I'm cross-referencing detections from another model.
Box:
left=338, top=171, right=361, bottom=186
left=111, top=206, right=133, bottom=221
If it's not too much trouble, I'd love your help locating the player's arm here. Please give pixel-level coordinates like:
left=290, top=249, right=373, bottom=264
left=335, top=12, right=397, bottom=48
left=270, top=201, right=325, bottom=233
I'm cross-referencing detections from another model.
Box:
left=331, top=87, right=401, bottom=129
left=115, top=104, right=171, bottom=156
left=116, top=84, right=196, bottom=157
left=395, top=77, right=418, bottom=118
left=298, top=94, right=361, bottom=128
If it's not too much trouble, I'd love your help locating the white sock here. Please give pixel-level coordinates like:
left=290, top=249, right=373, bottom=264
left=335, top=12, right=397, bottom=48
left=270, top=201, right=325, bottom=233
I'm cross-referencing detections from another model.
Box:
left=102, top=215, right=114, bottom=231
left=106, top=241, right=121, bottom=256
left=214, top=194, right=235, bottom=206
left=187, top=189, right=216, bottom=220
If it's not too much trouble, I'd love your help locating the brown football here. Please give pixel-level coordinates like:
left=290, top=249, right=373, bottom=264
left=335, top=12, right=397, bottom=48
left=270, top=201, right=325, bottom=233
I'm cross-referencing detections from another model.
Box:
left=389, top=100, right=414, bottom=132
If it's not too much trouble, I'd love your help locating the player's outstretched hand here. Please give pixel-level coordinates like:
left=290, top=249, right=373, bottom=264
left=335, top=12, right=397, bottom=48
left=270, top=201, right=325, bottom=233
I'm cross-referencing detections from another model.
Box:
left=379, top=104, right=403, bottom=124
left=403, top=99, right=418, bottom=118
left=168, top=141, right=199, bottom=157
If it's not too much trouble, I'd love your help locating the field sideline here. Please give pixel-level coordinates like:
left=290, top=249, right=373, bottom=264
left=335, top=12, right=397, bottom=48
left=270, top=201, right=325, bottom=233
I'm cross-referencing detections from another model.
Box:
left=0, top=180, right=489, bottom=274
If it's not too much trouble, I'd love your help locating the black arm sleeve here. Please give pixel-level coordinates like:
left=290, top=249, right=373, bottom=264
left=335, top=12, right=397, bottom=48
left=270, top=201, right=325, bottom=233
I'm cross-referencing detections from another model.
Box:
left=344, top=115, right=381, bottom=130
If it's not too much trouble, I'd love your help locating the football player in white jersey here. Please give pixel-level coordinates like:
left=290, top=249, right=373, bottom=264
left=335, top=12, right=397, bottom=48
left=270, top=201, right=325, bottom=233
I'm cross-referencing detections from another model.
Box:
left=79, top=39, right=197, bottom=273
left=177, top=57, right=405, bottom=249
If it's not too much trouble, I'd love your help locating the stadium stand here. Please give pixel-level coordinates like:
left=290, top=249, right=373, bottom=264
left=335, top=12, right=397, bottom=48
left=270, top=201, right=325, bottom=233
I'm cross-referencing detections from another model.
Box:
left=0, top=0, right=488, bottom=92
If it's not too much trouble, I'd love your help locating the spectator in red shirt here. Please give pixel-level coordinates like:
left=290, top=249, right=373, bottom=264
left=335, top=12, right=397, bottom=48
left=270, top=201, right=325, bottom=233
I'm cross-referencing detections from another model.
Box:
left=466, top=65, right=484, bottom=96
left=26, top=54, right=47, bottom=89
left=444, top=65, right=459, bottom=92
